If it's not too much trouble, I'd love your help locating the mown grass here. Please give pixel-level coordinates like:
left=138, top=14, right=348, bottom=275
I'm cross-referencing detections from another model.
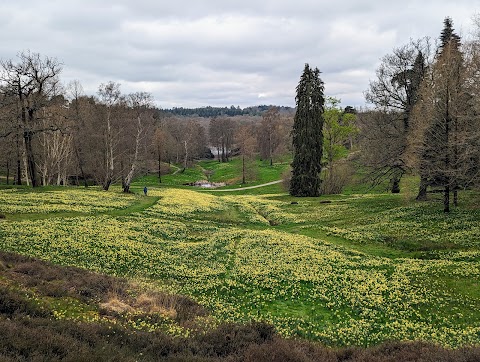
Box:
left=132, top=157, right=289, bottom=189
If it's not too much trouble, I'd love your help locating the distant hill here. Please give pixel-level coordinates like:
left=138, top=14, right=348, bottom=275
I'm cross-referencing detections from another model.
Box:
left=162, top=105, right=295, bottom=118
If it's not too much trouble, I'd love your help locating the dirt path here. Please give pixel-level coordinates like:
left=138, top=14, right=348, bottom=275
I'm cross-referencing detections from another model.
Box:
left=170, top=164, right=181, bottom=175
left=198, top=180, right=283, bottom=192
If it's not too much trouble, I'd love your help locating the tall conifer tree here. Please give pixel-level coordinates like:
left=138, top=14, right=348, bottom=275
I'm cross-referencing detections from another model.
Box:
left=410, top=17, right=475, bottom=212
left=290, top=64, right=325, bottom=197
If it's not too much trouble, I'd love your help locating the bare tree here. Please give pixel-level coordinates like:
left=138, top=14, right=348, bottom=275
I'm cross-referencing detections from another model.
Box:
left=37, top=98, right=72, bottom=185
left=0, top=93, right=20, bottom=184
left=209, top=117, right=235, bottom=162
left=235, top=123, right=257, bottom=184
left=66, top=80, right=90, bottom=187
left=97, top=81, right=122, bottom=190
left=153, top=124, right=167, bottom=183
left=0, top=51, right=63, bottom=187
left=180, top=119, right=206, bottom=171
left=364, top=39, right=430, bottom=193
left=257, top=106, right=281, bottom=165
left=122, top=92, right=153, bottom=193
left=409, top=18, right=478, bottom=212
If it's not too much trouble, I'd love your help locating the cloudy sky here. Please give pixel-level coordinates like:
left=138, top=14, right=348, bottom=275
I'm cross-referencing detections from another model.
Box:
left=0, top=1, right=478, bottom=109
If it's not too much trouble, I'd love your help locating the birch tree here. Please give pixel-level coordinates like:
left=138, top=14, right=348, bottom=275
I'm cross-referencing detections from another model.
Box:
left=97, top=81, right=121, bottom=190
left=122, top=92, right=153, bottom=193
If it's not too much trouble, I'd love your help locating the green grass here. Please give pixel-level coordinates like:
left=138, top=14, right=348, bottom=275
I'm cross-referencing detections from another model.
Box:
left=1, top=172, right=480, bottom=348
left=131, top=157, right=289, bottom=189
left=132, top=165, right=205, bottom=186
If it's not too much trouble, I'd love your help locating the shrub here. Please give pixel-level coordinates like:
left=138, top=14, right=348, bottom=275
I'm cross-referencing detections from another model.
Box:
left=321, top=161, right=354, bottom=195
left=0, top=286, right=50, bottom=318
left=281, top=167, right=292, bottom=193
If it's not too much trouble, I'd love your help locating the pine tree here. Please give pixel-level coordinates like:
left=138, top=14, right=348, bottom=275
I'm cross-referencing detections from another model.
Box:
left=440, top=17, right=461, bottom=49
left=290, top=64, right=325, bottom=197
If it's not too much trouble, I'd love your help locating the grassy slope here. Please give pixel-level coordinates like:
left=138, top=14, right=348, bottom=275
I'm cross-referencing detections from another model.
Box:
left=1, top=163, right=480, bottom=348
left=131, top=158, right=289, bottom=189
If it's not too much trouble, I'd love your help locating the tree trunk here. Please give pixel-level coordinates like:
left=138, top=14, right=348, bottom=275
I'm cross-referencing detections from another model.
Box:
left=242, top=154, right=246, bottom=184
left=56, top=165, right=62, bottom=186
left=416, top=176, right=428, bottom=201
left=16, top=157, right=21, bottom=185
left=103, top=179, right=112, bottom=191
left=41, top=164, right=48, bottom=186
left=158, top=147, right=162, bottom=184
left=6, top=160, right=9, bottom=185
left=123, top=116, right=142, bottom=193
left=269, top=133, right=273, bottom=166
left=391, top=178, right=401, bottom=193
left=74, top=142, right=88, bottom=188
left=103, top=110, right=114, bottom=191
left=453, top=189, right=458, bottom=207
left=24, top=130, right=38, bottom=187
left=221, top=142, right=226, bottom=163
left=225, top=137, right=230, bottom=162
left=183, top=140, right=188, bottom=171
left=22, top=146, right=29, bottom=186
left=390, top=169, right=402, bottom=194
left=444, top=185, right=450, bottom=213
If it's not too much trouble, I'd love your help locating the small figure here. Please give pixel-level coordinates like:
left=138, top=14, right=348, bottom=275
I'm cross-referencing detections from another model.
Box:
left=143, top=186, right=148, bottom=196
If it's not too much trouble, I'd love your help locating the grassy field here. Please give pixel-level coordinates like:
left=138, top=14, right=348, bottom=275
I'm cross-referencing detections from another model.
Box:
left=1, top=167, right=480, bottom=349
left=0, top=159, right=480, bottom=348
left=132, top=158, right=290, bottom=189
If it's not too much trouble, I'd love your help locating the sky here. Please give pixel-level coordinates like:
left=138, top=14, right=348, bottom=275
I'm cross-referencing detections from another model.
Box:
left=0, top=1, right=478, bottom=109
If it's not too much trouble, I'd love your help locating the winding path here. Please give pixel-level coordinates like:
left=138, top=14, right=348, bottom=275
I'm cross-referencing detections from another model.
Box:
left=198, top=180, right=282, bottom=192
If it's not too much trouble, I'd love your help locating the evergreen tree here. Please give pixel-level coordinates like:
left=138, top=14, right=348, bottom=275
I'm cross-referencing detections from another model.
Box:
left=440, top=17, right=461, bottom=49
left=290, top=64, right=325, bottom=197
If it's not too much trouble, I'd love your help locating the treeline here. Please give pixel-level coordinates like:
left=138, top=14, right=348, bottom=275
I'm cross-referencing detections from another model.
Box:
left=2, top=16, right=479, bottom=212
left=359, top=16, right=480, bottom=211
left=164, top=105, right=294, bottom=117
left=0, top=53, right=296, bottom=191
left=0, top=47, right=356, bottom=192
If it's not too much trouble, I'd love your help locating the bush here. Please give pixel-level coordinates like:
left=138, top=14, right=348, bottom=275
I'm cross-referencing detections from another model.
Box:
left=0, top=286, right=50, bottom=318
left=194, top=322, right=275, bottom=357
left=281, top=167, right=292, bottom=193
left=321, top=162, right=354, bottom=195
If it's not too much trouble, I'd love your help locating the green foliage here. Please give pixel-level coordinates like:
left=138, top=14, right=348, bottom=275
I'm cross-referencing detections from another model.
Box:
left=323, top=97, right=357, bottom=165
left=290, top=64, right=325, bottom=197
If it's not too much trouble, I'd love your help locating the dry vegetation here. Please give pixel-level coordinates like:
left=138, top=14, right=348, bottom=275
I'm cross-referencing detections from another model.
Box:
left=1, top=251, right=480, bottom=361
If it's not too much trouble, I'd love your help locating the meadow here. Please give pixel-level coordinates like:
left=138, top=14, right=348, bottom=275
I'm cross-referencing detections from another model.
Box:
left=1, top=175, right=480, bottom=350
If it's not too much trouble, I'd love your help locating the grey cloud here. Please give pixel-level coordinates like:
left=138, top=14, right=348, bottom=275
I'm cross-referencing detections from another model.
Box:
left=0, top=1, right=479, bottom=108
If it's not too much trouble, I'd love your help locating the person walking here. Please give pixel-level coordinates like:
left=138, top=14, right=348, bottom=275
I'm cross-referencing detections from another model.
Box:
left=143, top=186, right=148, bottom=196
